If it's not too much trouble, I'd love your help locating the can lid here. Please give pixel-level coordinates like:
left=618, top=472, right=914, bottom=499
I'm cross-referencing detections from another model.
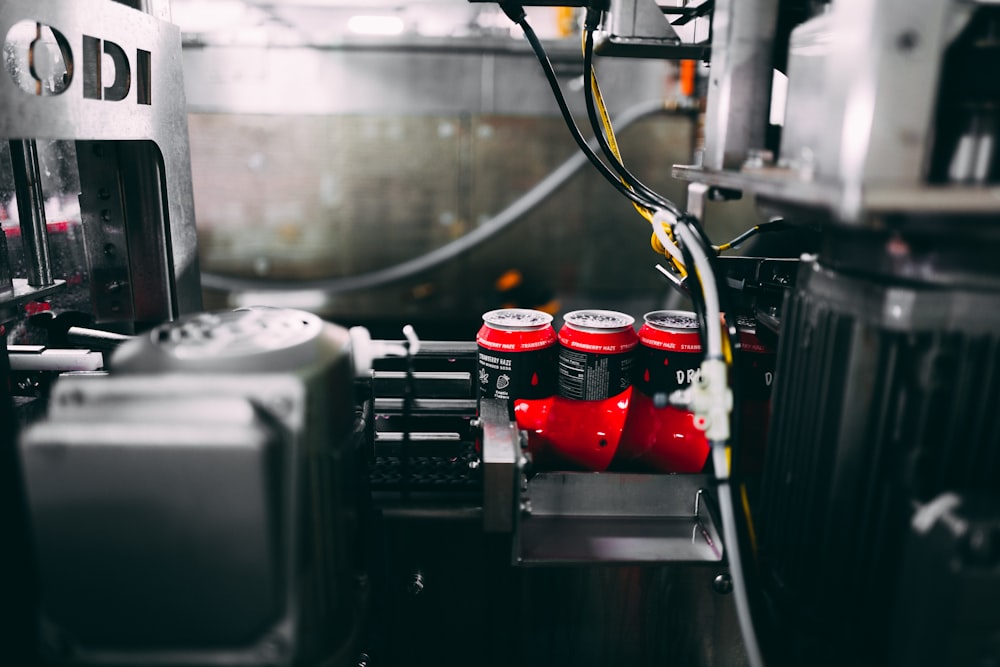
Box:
left=482, top=308, right=553, bottom=331
left=563, top=309, right=635, bottom=332
left=643, top=310, right=699, bottom=333
left=736, top=315, right=757, bottom=333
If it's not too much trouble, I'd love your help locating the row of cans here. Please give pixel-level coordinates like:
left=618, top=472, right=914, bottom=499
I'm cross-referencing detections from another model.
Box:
left=477, top=307, right=773, bottom=404
left=476, top=307, right=775, bottom=473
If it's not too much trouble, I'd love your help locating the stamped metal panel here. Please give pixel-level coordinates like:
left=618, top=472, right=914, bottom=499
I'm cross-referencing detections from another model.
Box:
left=0, top=0, right=201, bottom=318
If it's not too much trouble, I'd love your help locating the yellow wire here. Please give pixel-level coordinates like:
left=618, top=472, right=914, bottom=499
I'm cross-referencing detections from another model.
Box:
left=721, top=318, right=733, bottom=365
left=584, top=31, right=687, bottom=276
left=740, top=483, right=759, bottom=556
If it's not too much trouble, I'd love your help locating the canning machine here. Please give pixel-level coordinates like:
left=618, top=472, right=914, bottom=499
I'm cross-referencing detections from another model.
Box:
left=2, top=1, right=999, bottom=666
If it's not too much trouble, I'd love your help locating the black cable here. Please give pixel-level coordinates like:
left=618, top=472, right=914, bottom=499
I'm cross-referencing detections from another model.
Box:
left=677, top=237, right=707, bottom=342
left=717, top=219, right=792, bottom=253
left=582, top=25, right=685, bottom=218
left=500, top=4, right=664, bottom=213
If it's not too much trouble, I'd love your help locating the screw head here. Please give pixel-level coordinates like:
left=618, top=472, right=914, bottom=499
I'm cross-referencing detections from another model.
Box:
left=407, top=571, right=425, bottom=596
left=713, top=573, right=733, bottom=594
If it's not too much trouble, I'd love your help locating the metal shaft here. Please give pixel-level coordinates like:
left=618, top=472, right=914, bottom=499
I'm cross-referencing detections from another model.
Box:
left=8, top=140, right=54, bottom=287
left=0, top=224, right=13, bottom=299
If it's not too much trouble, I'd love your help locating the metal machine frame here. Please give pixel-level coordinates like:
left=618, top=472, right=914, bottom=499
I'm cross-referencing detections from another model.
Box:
left=0, top=0, right=201, bottom=327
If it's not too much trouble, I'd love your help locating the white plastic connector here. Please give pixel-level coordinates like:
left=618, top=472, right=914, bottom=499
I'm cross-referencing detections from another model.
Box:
left=674, top=358, right=733, bottom=442
left=651, top=209, right=686, bottom=268
left=348, top=326, right=408, bottom=378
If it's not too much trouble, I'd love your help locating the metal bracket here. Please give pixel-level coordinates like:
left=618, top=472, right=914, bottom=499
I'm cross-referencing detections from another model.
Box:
left=515, top=472, right=725, bottom=564
left=480, top=398, right=520, bottom=533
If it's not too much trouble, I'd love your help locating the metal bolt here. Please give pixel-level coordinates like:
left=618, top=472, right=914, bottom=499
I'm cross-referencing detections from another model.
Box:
left=964, top=526, right=1000, bottom=567
left=407, top=571, right=425, bottom=596
left=467, top=459, right=480, bottom=471
left=897, top=30, right=919, bottom=52
left=712, top=573, right=733, bottom=595
left=17, top=376, right=40, bottom=392
left=357, top=653, right=371, bottom=667
left=521, top=500, right=533, bottom=515
left=103, top=243, right=117, bottom=258
left=258, top=637, right=287, bottom=660
left=742, top=149, right=774, bottom=171
left=267, top=396, right=294, bottom=418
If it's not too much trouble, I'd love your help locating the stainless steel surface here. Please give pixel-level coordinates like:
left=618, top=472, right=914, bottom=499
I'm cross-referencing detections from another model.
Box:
left=0, top=0, right=202, bottom=317
left=480, top=397, right=520, bottom=533
left=816, top=0, right=963, bottom=194
left=672, top=163, right=1000, bottom=216
left=517, top=472, right=723, bottom=563
left=184, top=36, right=702, bottom=317
left=182, top=41, right=672, bottom=116
left=515, top=565, right=749, bottom=667
left=8, top=345, right=103, bottom=371
left=374, top=431, right=463, bottom=442
left=0, top=279, right=65, bottom=323
left=776, top=8, right=833, bottom=178
left=0, top=222, right=12, bottom=299
left=76, top=141, right=137, bottom=324
left=701, top=0, right=778, bottom=171
left=781, top=1, right=969, bottom=198
left=8, top=140, right=54, bottom=287
left=373, top=371, right=472, bottom=398
left=193, top=112, right=700, bottom=318
left=65, top=326, right=132, bottom=352
left=602, top=0, right=682, bottom=51
left=379, top=340, right=478, bottom=358
left=374, top=397, right=478, bottom=416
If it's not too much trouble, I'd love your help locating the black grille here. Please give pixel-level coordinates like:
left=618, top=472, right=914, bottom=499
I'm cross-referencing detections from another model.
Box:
left=758, top=260, right=1000, bottom=664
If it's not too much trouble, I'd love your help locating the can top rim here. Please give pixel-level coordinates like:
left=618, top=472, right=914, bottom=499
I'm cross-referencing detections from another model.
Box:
left=563, top=309, right=635, bottom=331
left=736, top=315, right=757, bottom=333
left=643, top=309, right=699, bottom=332
left=482, top=308, right=553, bottom=330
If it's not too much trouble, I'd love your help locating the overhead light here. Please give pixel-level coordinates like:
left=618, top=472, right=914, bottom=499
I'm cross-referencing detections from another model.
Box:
left=171, top=0, right=247, bottom=33
left=347, top=15, right=405, bottom=36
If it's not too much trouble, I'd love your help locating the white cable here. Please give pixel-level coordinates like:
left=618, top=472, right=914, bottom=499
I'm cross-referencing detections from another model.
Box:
left=673, top=222, right=722, bottom=359
left=717, top=480, right=766, bottom=667
left=402, top=324, right=420, bottom=357
left=674, top=219, right=765, bottom=667
left=651, top=209, right=686, bottom=269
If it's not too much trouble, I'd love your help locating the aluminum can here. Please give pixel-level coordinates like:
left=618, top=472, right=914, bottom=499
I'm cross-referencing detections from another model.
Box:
left=735, top=316, right=776, bottom=475
left=634, top=310, right=703, bottom=396
left=477, top=308, right=557, bottom=405
left=617, top=310, right=709, bottom=473
left=557, top=309, right=638, bottom=401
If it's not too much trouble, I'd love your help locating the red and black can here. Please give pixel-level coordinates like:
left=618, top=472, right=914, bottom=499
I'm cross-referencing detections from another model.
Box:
left=633, top=310, right=703, bottom=396
left=557, top=310, right=638, bottom=401
left=734, top=316, right=776, bottom=475
left=617, top=310, right=709, bottom=473
left=477, top=309, right=557, bottom=406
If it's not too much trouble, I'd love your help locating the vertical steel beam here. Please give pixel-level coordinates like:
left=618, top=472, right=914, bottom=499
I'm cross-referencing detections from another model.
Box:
left=701, top=0, right=779, bottom=171
left=8, top=140, right=53, bottom=287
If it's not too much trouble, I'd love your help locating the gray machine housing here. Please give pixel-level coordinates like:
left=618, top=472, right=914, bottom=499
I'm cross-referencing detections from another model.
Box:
left=20, top=309, right=359, bottom=666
